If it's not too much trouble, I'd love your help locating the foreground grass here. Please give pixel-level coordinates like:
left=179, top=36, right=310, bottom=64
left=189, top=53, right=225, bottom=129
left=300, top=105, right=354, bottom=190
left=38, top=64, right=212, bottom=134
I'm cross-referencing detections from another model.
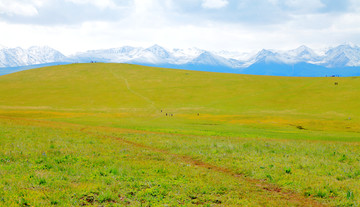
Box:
left=105, top=129, right=360, bottom=206
left=1, top=117, right=359, bottom=206
left=0, top=118, right=327, bottom=206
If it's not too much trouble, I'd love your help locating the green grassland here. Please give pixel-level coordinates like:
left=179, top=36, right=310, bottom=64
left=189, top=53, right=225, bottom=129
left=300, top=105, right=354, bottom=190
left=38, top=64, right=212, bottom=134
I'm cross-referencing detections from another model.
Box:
left=0, top=63, right=359, bottom=206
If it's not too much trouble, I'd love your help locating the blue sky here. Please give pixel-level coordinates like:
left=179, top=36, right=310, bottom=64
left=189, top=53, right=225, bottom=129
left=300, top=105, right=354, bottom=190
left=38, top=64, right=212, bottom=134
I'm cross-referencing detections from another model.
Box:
left=0, top=0, right=359, bottom=54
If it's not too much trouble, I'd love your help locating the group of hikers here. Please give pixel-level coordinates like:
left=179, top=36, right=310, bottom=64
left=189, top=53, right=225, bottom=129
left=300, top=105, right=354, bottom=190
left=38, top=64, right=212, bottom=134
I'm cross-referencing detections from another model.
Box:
left=160, top=110, right=200, bottom=117
left=161, top=110, right=173, bottom=117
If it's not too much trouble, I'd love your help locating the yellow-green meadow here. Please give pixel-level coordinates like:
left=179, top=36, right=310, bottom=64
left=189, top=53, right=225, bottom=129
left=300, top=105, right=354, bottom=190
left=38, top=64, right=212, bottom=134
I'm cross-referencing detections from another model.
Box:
left=0, top=63, right=359, bottom=206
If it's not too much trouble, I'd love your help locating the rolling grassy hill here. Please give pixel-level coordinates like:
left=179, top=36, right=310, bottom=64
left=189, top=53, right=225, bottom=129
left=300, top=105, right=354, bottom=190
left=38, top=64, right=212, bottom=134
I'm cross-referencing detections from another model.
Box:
left=0, top=63, right=359, bottom=206
left=0, top=63, right=359, bottom=140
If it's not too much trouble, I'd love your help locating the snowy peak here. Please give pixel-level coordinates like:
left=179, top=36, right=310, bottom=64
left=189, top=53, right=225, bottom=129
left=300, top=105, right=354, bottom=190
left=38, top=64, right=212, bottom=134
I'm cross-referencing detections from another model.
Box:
left=291, top=45, right=312, bottom=53
left=27, top=46, right=67, bottom=62
left=190, top=51, right=231, bottom=66
left=326, top=44, right=359, bottom=55
left=128, top=45, right=171, bottom=64
left=257, top=49, right=276, bottom=56
left=115, top=46, right=142, bottom=55
left=170, top=48, right=204, bottom=64
left=0, top=46, right=66, bottom=68
left=324, top=44, right=360, bottom=67
left=253, top=49, right=279, bottom=63
left=250, top=46, right=321, bottom=65
left=288, top=45, right=317, bottom=58
left=283, top=46, right=321, bottom=64
left=144, top=44, right=170, bottom=58
left=212, top=50, right=254, bottom=61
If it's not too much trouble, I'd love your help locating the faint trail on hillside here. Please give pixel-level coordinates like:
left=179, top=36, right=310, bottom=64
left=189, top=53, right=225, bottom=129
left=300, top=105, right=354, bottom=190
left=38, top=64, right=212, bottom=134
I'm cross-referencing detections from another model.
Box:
left=108, top=68, right=158, bottom=112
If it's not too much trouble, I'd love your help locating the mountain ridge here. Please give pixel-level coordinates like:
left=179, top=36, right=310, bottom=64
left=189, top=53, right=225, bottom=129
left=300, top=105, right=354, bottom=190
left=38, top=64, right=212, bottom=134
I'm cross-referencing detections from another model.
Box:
left=1, top=44, right=360, bottom=76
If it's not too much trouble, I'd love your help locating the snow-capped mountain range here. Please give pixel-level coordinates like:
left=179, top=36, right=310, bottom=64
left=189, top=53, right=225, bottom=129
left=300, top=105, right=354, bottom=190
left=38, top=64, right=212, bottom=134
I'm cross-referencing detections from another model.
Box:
left=1, top=44, right=360, bottom=76
left=69, top=44, right=360, bottom=68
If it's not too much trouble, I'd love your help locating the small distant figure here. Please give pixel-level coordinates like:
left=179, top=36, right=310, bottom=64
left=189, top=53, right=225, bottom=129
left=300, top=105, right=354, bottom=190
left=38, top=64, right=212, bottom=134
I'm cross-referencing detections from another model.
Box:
left=335, top=82, right=338, bottom=85
left=171, top=114, right=173, bottom=117
left=197, top=113, right=199, bottom=116
left=166, top=113, right=168, bottom=116
left=161, top=110, right=163, bottom=113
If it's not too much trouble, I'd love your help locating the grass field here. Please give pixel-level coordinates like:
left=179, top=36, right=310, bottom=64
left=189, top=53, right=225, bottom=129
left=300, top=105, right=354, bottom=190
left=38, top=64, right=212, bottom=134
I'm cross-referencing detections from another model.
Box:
left=0, top=63, right=359, bottom=206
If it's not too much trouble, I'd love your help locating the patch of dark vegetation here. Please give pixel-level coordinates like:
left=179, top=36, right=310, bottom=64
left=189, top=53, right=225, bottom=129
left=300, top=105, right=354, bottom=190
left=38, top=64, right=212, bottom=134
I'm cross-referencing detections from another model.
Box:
left=99, top=196, right=116, bottom=204
left=18, top=194, right=30, bottom=207
left=296, top=125, right=306, bottom=130
left=213, top=199, right=222, bottom=204
left=315, top=190, right=327, bottom=198
left=189, top=195, right=197, bottom=200
left=339, top=154, right=347, bottom=162
left=266, top=174, right=273, bottom=181
left=38, top=178, right=46, bottom=185
left=285, top=167, right=292, bottom=174
left=127, top=191, right=135, bottom=197
left=79, top=192, right=100, bottom=206
left=0, top=157, right=13, bottom=163
left=347, top=191, right=354, bottom=200
left=304, top=191, right=311, bottom=197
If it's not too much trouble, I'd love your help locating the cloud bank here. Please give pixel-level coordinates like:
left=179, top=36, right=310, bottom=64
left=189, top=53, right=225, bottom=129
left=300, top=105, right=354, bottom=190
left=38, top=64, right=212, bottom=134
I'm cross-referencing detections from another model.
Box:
left=0, top=0, right=359, bottom=54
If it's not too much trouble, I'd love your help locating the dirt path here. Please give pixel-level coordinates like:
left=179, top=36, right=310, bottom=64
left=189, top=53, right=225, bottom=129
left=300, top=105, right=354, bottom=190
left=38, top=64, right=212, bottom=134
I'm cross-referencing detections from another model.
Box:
left=108, top=68, right=158, bottom=111
left=0, top=115, right=326, bottom=206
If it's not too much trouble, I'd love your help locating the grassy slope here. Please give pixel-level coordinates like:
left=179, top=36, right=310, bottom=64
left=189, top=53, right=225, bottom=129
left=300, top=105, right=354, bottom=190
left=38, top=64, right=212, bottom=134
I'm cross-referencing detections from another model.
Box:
left=0, top=63, right=360, bottom=206
left=1, top=63, right=359, bottom=114
left=0, top=63, right=360, bottom=140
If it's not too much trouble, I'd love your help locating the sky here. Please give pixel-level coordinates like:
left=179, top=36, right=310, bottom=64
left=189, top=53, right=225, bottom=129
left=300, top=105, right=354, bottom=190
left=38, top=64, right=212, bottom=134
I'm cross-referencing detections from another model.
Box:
left=0, top=0, right=359, bottom=55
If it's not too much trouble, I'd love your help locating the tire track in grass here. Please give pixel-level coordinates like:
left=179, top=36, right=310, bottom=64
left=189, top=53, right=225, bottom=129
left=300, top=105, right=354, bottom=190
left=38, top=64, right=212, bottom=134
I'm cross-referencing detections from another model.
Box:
left=0, top=115, right=326, bottom=206
left=80, top=129, right=326, bottom=207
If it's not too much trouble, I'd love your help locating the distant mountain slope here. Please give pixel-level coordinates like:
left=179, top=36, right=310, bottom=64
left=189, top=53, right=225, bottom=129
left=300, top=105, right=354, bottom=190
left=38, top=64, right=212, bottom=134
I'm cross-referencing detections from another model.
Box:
left=242, top=61, right=360, bottom=77
left=0, top=62, right=71, bottom=76
left=1, top=44, right=360, bottom=77
left=0, top=46, right=67, bottom=67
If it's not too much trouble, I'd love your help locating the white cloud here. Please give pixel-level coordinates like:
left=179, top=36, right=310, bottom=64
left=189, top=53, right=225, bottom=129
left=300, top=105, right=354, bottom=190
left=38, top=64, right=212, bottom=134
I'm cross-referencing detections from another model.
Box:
left=64, top=0, right=117, bottom=10
left=350, top=0, right=360, bottom=11
left=285, top=0, right=325, bottom=12
left=0, top=0, right=38, bottom=16
left=0, top=0, right=359, bottom=54
left=202, top=0, right=229, bottom=9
